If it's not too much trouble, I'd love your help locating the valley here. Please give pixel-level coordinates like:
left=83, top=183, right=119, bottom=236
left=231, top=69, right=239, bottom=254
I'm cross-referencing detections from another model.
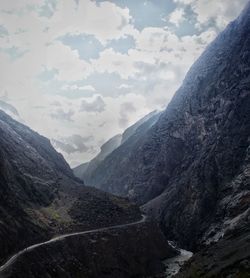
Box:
left=0, top=1, right=249, bottom=277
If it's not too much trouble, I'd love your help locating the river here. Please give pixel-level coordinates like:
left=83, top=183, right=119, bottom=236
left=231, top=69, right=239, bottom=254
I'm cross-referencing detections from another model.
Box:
left=163, top=241, right=193, bottom=277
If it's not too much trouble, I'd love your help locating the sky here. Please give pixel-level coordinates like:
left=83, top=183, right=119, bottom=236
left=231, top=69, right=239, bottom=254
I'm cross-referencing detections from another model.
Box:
left=0, top=0, right=248, bottom=167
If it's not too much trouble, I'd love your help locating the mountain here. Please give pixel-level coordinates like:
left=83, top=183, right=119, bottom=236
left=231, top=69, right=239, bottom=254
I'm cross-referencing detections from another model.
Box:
left=0, top=110, right=176, bottom=277
left=80, top=3, right=250, bottom=276
left=74, top=133, right=122, bottom=182
left=74, top=110, right=161, bottom=188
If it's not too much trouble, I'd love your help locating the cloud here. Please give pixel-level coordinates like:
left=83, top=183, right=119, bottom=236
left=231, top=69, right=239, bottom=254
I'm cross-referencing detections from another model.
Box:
left=80, top=96, right=106, bottom=113
left=118, top=84, right=133, bottom=89
left=62, top=84, right=96, bottom=92
left=119, top=102, right=136, bottom=128
left=91, top=48, right=139, bottom=79
left=169, top=8, right=185, bottom=27
left=52, top=139, right=77, bottom=155
left=0, top=46, right=29, bottom=61
left=52, top=134, right=93, bottom=155
left=0, top=0, right=45, bottom=13
left=0, top=25, right=9, bottom=37
left=173, top=0, right=248, bottom=29
left=50, top=108, right=75, bottom=122
left=50, top=100, right=61, bottom=107
left=45, top=42, right=93, bottom=82
left=52, top=0, right=135, bottom=44
left=173, top=0, right=193, bottom=4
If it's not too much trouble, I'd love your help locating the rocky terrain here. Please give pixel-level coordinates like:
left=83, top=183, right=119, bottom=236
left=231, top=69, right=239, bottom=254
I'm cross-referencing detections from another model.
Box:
left=73, top=3, right=250, bottom=276
left=0, top=109, right=176, bottom=277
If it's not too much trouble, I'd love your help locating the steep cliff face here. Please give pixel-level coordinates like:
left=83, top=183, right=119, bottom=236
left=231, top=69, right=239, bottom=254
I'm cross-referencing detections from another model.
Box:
left=87, top=3, right=250, bottom=252
left=0, top=110, right=143, bottom=265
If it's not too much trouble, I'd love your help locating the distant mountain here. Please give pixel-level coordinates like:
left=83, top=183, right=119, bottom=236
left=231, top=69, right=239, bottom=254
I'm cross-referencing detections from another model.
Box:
left=79, top=3, right=250, bottom=276
left=73, top=110, right=161, bottom=187
left=0, top=110, right=175, bottom=277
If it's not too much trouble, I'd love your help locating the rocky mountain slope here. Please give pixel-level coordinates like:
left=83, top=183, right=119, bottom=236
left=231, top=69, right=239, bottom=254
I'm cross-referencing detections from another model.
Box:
left=74, top=110, right=161, bottom=188
left=79, top=3, right=250, bottom=274
left=0, top=110, right=175, bottom=277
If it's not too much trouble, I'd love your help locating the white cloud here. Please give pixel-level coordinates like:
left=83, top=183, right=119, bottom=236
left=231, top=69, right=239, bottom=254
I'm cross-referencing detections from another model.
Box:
left=169, top=8, right=185, bottom=27
left=79, top=85, right=96, bottom=92
left=80, top=95, right=106, bottom=113
left=0, top=0, right=45, bottom=12
left=62, top=84, right=96, bottom=92
left=118, top=84, right=133, bottom=89
left=92, top=48, right=140, bottom=79
left=174, top=0, right=193, bottom=4
left=45, top=42, right=93, bottom=81
left=50, top=0, right=135, bottom=44
left=174, top=0, right=248, bottom=29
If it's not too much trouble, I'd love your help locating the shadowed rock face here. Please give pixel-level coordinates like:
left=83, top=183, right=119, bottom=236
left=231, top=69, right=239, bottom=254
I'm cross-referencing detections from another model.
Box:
left=84, top=2, right=250, bottom=255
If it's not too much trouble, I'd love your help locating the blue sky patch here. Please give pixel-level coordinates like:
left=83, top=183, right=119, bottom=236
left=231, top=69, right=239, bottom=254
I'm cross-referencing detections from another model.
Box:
left=96, top=0, right=176, bottom=30
left=59, top=33, right=104, bottom=61
left=106, top=36, right=135, bottom=54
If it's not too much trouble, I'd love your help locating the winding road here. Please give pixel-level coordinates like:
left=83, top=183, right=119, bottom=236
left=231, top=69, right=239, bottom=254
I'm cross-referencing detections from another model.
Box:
left=0, top=215, right=147, bottom=273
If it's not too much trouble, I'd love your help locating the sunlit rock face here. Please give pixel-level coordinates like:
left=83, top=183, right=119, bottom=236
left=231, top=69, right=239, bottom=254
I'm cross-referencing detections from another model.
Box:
left=88, top=2, right=250, bottom=255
